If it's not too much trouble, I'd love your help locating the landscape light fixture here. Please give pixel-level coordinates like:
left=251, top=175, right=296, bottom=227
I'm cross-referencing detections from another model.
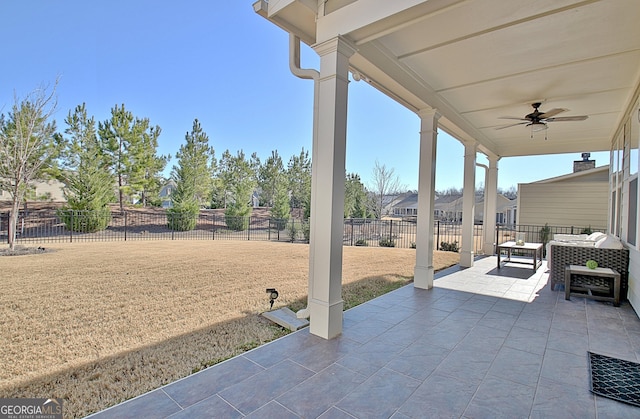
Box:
left=266, top=288, right=279, bottom=309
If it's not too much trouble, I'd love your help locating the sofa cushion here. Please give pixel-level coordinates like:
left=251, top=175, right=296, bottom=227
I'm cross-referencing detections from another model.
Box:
left=553, top=234, right=588, bottom=242
left=587, top=232, right=606, bottom=241
left=595, top=235, right=624, bottom=249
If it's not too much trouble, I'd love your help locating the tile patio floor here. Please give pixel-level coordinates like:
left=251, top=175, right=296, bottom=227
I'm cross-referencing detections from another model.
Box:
left=88, top=257, right=640, bottom=418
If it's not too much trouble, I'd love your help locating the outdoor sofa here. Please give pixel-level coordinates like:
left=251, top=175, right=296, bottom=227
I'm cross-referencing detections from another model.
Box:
left=547, top=232, right=629, bottom=300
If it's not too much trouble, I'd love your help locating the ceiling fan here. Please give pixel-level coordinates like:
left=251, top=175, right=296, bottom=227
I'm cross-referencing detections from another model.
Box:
left=496, top=102, right=588, bottom=136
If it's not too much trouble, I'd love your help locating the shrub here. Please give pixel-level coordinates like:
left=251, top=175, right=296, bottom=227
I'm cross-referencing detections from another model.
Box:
left=58, top=208, right=111, bottom=233
left=581, top=225, right=593, bottom=235
left=355, top=239, right=368, bottom=246
left=539, top=223, right=551, bottom=257
left=440, top=241, right=459, bottom=252
left=167, top=200, right=199, bottom=231
left=410, top=241, right=416, bottom=249
left=286, top=220, right=298, bottom=242
left=225, top=215, right=249, bottom=231
left=224, top=204, right=251, bottom=231
left=379, top=237, right=395, bottom=247
left=272, top=218, right=288, bottom=231
left=302, top=219, right=310, bottom=243
left=167, top=211, right=198, bottom=231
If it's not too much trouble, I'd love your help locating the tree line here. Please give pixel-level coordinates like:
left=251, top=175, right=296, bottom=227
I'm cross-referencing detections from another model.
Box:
left=1, top=83, right=404, bottom=249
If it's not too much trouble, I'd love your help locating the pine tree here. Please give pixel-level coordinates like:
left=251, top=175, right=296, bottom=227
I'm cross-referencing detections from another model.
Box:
left=167, top=119, right=215, bottom=231
left=258, top=150, right=284, bottom=207
left=287, top=147, right=311, bottom=218
left=219, top=150, right=258, bottom=230
left=128, top=123, right=168, bottom=207
left=57, top=103, right=114, bottom=231
left=271, top=173, right=291, bottom=230
left=98, top=104, right=167, bottom=211
left=345, top=173, right=370, bottom=218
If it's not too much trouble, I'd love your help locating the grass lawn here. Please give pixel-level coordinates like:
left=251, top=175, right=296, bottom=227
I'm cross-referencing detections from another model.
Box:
left=0, top=240, right=459, bottom=418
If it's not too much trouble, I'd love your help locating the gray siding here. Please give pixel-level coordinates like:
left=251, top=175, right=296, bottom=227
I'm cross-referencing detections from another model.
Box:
left=518, top=181, right=608, bottom=230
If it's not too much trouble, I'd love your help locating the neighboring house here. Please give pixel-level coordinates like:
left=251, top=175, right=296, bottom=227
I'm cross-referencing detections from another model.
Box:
left=393, top=192, right=515, bottom=224
left=477, top=194, right=517, bottom=225
left=380, top=192, right=411, bottom=217
left=391, top=193, right=418, bottom=218
left=0, top=179, right=66, bottom=203
left=496, top=197, right=517, bottom=225
left=517, top=158, right=609, bottom=231
left=433, top=194, right=463, bottom=221
left=159, top=179, right=177, bottom=208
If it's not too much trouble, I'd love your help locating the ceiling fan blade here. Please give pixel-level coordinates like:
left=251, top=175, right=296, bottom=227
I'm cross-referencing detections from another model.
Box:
left=498, top=116, right=529, bottom=121
left=546, top=115, right=588, bottom=122
left=538, top=108, right=567, bottom=118
left=495, top=122, right=528, bottom=130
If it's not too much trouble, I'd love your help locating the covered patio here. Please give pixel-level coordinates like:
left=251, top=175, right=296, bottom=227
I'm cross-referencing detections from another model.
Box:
left=89, top=258, right=640, bottom=418
left=252, top=0, right=640, bottom=339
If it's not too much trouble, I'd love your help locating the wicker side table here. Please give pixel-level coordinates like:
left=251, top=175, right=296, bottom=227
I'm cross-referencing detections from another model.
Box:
left=564, top=265, right=620, bottom=307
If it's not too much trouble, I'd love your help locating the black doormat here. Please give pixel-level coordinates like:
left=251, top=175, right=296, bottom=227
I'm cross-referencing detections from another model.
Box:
left=588, top=351, right=640, bottom=407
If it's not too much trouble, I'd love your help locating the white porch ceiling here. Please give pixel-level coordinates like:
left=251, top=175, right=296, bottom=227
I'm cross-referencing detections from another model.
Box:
left=255, top=0, right=640, bottom=159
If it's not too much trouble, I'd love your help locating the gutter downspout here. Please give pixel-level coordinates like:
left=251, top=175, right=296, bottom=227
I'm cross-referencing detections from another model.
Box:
left=289, top=34, right=319, bottom=320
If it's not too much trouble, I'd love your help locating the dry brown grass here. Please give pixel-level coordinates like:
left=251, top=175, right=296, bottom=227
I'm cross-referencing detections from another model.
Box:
left=0, top=240, right=459, bottom=417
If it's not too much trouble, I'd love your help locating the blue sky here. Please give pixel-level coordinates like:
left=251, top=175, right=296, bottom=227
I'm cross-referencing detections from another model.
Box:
left=0, top=1, right=609, bottom=192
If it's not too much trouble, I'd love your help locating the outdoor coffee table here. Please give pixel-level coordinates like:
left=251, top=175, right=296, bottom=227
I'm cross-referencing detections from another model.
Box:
left=497, top=241, right=543, bottom=272
left=565, top=265, right=620, bottom=307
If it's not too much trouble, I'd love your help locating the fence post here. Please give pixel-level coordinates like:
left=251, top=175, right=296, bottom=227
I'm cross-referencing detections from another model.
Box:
left=436, top=220, right=440, bottom=251
left=291, top=219, right=295, bottom=242
left=124, top=211, right=127, bottom=241
left=350, top=219, right=354, bottom=246
left=6, top=211, right=10, bottom=244
left=495, top=224, right=500, bottom=252
left=69, top=211, right=73, bottom=243
left=389, top=219, right=393, bottom=242
left=212, top=214, right=215, bottom=240
left=268, top=218, right=271, bottom=241
left=248, top=216, right=251, bottom=241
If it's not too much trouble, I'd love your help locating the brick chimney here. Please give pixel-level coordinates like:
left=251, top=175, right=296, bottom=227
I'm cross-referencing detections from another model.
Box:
left=573, top=152, right=596, bottom=173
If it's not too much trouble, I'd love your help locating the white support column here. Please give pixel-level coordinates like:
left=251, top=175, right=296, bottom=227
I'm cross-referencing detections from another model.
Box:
left=307, top=36, right=355, bottom=339
left=414, top=109, right=440, bottom=289
left=482, top=155, right=499, bottom=255
left=460, top=142, right=477, bottom=267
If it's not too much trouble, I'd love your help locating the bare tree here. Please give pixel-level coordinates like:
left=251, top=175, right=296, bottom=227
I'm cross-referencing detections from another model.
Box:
left=0, top=82, right=59, bottom=250
left=369, top=160, right=405, bottom=218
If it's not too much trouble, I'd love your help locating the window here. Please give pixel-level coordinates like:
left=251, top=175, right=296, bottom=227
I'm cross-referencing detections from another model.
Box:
left=628, top=176, right=637, bottom=245
left=610, top=130, right=623, bottom=236
left=611, top=107, right=640, bottom=246
left=627, top=101, right=640, bottom=246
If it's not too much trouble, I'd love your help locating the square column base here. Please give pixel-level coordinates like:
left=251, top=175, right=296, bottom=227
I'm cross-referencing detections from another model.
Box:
left=460, top=250, right=475, bottom=268
left=414, top=265, right=434, bottom=289
left=309, top=299, right=344, bottom=339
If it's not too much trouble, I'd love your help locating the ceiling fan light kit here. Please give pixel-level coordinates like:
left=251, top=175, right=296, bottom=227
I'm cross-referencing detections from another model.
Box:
left=497, top=102, right=588, bottom=140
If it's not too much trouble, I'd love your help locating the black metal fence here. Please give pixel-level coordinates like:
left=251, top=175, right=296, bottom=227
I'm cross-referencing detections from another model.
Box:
left=0, top=209, right=486, bottom=253
left=4, top=209, right=601, bottom=254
